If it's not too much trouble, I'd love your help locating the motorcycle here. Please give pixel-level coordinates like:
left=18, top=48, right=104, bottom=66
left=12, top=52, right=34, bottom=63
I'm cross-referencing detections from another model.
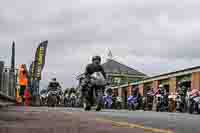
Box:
left=187, top=89, right=200, bottom=114
left=115, top=96, right=122, bottom=109
left=76, top=95, right=83, bottom=107
left=142, top=91, right=154, bottom=111
left=168, top=93, right=177, bottom=112
left=175, top=93, right=186, bottom=113
left=127, top=95, right=139, bottom=110
left=155, top=93, right=166, bottom=112
left=39, top=89, right=48, bottom=106
left=82, top=72, right=107, bottom=111
left=103, top=95, right=113, bottom=109
left=188, top=95, right=200, bottom=114
left=64, top=93, right=70, bottom=107
left=47, top=89, right=60, bottom=107
left=70, top=93, right=77, bottom=107
left=40, top=93, right=48, bottom=106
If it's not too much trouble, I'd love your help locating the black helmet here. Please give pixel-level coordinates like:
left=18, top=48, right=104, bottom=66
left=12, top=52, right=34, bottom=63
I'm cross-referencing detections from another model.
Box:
left=52, top=78, right=56, bottom=81
left=65, top=89, right=68, bottom=93
left=92, top=56, right=101, bottom=62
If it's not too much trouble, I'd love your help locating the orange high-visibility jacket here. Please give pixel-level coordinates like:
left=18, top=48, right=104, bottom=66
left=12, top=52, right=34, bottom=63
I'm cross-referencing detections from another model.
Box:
left=19, top=66, right=28, bottom=86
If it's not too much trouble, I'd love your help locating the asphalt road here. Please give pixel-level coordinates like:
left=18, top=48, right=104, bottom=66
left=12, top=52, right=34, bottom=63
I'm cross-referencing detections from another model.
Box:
left=0, top=106, right=199, bottom=133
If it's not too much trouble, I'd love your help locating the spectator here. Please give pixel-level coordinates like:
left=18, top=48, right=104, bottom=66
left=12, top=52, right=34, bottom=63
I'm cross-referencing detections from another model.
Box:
left=18, top=64, right=28, bottom=104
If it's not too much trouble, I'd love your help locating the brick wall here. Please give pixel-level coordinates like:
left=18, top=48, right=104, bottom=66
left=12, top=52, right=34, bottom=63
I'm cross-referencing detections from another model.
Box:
left=139, top=84, right=144, bottom=96
left=169, top=77, right=177, bottom=93
left=152, top=80, right=159, bottom=92
left=191, top=72, right=200, bottom=90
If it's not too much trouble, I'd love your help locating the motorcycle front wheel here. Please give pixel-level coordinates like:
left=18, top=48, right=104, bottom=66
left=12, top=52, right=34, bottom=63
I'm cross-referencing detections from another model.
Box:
left=64, top=99, right=68, bottom=107
left=47, top=95, right=57, bottom=107
left=128, top=104, right=134, bottom=111
left=197, top=103, right=200, bottom=114
left=189, top=103, right=194, bottom=114
left=156, top=104, right=160, bottom=112
left=180, top=103, right=186, bottom=113
left=117, top=103, right=122, bottom=109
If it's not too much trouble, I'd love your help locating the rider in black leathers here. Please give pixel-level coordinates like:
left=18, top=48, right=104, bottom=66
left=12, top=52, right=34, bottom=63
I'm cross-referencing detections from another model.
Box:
left=47, top=78, right=62, bottom=104
left=82, top=56, right=107, bottom=111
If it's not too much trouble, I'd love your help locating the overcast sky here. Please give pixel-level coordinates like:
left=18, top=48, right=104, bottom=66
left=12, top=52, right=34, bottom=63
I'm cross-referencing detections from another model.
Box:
left=1, top=0, right=200, bottom=88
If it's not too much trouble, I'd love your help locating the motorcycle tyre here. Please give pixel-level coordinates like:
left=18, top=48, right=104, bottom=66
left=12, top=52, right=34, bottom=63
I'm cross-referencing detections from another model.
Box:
left=48, top=95, right=57, bottom=108
left=197, top=108, right=200, bottom=114
left=71, top=100, right=75, bottom=107
left=179, top=105, right=185, bottom=113
left=117, top=103, right=122, bottom=110
left=156, top=105, right=160, bottom=112
left=64, top=99, right=68, bottom=107
left=198, top=104, right=200, bottom=114
left=128, top=104, right=135, bottom=111
left=189, top=104, right=194, bottom=114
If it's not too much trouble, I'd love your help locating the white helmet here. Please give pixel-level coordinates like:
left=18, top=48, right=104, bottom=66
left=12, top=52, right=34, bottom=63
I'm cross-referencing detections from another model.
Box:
left=159, top=84, right=163, bottom=88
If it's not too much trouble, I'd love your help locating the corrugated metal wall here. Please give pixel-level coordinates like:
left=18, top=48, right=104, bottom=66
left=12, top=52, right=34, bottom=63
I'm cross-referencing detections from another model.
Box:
left=0, top=66, right=17, bottom=97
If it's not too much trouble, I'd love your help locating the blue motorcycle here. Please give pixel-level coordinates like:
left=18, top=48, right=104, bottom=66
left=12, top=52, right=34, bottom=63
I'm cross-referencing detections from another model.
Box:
left=103, top=95, right=113, bottom=109
left=127, top=95, right=139, bottom=110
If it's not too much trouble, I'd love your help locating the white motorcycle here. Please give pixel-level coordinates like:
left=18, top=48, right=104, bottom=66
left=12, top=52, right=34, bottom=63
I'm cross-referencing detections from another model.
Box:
left=40, top=93, right=48, bottom=106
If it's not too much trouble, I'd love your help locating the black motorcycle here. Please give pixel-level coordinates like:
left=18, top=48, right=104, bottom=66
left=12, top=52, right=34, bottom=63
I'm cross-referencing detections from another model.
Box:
left=115, top=96, right=122, bottom=109
left=47, top=89, right=60, bottom=107
left=81, top=72, right=107, bottom=111
left=155, top=94, right=167, bottom=112
left=176, top=94, right=186, bottom=113
left=70, top=93, right=77, bottom=107
left=40, top=89, right=48, bottom=106
left=143, top=92, right=154, bottom=111
left=188, top=95, right=200, bottom=114
left=64, top=93, right=70, bottom=107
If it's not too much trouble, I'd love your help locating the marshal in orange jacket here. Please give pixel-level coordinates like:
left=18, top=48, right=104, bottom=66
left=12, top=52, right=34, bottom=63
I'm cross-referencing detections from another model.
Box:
left=18, top=64, right=28, bottom=86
